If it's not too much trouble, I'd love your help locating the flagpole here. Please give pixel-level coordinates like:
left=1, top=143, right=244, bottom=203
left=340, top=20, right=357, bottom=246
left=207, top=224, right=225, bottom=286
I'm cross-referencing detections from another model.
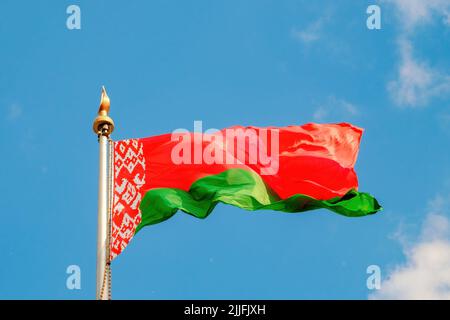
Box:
left=93, top=86, right=114, bottom=300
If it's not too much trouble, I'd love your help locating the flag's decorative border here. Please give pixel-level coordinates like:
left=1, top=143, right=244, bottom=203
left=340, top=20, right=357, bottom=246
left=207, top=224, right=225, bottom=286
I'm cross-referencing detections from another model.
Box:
left=111, top=139, right=146, bottom=259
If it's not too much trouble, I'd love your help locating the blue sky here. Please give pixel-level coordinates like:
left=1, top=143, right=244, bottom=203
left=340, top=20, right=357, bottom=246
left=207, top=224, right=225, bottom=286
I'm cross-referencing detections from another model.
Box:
left=1, top=0, right=450, bottom=299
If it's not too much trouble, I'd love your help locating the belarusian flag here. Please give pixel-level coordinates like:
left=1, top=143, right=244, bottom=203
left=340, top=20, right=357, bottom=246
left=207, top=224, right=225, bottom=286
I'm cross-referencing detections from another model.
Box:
left=111, top=123, right=381, bottom=259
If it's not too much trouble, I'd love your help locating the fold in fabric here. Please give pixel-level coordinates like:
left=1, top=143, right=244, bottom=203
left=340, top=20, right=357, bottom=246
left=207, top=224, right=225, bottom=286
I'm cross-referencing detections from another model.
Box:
left=137, top=168, right=381, bottom=232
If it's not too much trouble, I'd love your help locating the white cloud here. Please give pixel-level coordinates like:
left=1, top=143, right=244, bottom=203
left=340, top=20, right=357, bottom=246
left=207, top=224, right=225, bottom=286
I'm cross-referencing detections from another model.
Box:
left=370, top=195, right=450, bottom=300
left=312, top=96, right=359, bottom=121
left=291, top=16, right=328, bottom=44
left=291, top=27, right=320, bottom=44
left=387, top=0, right=450, bottom=31
left=388, top=39, right=450, bottom=107
left=387, top=1, right=450, bottom=107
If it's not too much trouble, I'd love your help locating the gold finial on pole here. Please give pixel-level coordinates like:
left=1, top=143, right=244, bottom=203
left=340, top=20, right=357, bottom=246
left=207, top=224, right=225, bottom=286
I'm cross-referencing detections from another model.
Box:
left=93, top=86, right=115, bottom=136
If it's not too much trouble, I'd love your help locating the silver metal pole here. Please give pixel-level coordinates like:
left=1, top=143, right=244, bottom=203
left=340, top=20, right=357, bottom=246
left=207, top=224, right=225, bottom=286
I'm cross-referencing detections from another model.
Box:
left=96, top=133, right=110, bottom=300
left=93, top=87, right=114, bottom=300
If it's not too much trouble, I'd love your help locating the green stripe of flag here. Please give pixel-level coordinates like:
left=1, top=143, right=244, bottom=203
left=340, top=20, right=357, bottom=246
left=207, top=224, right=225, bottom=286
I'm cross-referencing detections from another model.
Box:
left=137, top=168, right=382, bottom=233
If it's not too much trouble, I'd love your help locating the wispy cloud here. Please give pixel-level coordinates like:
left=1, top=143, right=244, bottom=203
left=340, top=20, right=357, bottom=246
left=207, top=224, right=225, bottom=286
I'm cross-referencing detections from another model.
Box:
left=388, top=39, right=450, bottom=107
left=387, top=0, right=450, bottom=31
left=387, top=0, right=450, bottom=108
left=370, top=194, right=450, bottom=299
left=291, top=23, right=321, bottom=44
left=312, top=96, right=359, bottom=122
left=291, top=16, right=329, bottom=44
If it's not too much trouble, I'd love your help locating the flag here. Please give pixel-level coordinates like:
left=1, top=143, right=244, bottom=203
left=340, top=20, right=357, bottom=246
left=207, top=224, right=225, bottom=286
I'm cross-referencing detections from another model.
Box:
left=110, top=123, right=381, bottom=259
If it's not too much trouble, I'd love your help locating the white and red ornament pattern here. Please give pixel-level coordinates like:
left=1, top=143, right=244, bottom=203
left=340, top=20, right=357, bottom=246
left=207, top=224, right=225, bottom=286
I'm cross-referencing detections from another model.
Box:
left=110, top=139, right=146, bottom=259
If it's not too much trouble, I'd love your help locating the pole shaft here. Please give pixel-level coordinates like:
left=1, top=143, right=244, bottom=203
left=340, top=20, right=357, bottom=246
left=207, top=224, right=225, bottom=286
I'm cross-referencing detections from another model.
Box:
left=96, top=134, right=110, bottom=300
left=93, top=86, right=114, bottom=300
